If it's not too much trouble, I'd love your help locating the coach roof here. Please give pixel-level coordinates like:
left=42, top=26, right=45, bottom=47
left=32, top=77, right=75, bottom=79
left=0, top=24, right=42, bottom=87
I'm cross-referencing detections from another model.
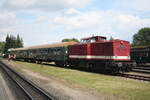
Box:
left=9, top=41, right=78, bottom=51
left=29, top=41, right=77, bottom=49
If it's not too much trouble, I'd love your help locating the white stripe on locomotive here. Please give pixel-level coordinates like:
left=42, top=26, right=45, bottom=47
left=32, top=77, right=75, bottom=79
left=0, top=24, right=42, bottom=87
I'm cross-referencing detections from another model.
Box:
left=69, top=55, right=130, bottom=60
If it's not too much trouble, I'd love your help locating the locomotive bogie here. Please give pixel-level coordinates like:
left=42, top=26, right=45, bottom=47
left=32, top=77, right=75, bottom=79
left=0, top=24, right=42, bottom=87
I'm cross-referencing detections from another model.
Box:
left=68, top=59, right=134, bottom=73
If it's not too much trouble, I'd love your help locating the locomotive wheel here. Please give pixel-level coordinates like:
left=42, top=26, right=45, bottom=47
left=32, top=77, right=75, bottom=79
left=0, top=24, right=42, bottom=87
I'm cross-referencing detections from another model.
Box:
left=126, top=67, right=132, bottom=72
left=111, top=67, right=120, bottom=74
left=86, top=63, right=94, bottom=72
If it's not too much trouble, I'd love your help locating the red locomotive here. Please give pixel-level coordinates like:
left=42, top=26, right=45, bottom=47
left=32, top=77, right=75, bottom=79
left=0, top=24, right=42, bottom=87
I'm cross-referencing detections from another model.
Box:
left=9, top=36, right=136, bottom=73
left=69, top=36, right=135, bottom=73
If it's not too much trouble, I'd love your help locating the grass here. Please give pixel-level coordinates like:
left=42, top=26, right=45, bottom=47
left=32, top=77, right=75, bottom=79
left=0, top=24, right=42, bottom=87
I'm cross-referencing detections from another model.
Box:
left=15, top=61, right=150, bottom=100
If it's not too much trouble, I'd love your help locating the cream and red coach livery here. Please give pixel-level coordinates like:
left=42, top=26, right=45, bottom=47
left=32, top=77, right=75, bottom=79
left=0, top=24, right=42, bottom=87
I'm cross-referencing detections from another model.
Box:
left=69, top=36, right=135, bottom=73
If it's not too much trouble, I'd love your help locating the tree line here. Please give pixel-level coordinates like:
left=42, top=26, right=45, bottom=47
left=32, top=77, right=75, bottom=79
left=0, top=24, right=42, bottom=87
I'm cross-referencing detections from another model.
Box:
left=3, top=34, right=23, bottom=53
left=62, top=38, right=79, bottom=42
left=0, top=42, right=5, bottom=54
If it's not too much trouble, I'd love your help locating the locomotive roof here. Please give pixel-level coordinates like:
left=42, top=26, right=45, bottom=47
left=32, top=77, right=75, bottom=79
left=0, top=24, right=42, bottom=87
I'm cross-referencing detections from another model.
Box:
left=81, top=36, right=106, bottom=40
left=10, top=41, right=78, bottom=51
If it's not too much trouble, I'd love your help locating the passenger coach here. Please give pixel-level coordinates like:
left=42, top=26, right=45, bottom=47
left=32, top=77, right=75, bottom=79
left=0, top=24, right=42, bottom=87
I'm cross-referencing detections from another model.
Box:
left=131, top=46, right=150, bottom=64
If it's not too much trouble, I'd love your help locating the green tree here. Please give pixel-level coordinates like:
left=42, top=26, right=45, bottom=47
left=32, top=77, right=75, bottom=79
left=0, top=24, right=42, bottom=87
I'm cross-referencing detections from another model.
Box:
left=4, top=34, right=24, bottom=53
left=62, top=38, right=79, bottom=42
left=4, top=34, right=11, bottom=53
left=11, top=35, right=17, bottom=48
left=16, top=34, right=23, bottom=48
left=109, top=36, right=114, bottom=40
left=0, top=42, right=5, bottom=53
left=132, top=28, right=150, bottom=46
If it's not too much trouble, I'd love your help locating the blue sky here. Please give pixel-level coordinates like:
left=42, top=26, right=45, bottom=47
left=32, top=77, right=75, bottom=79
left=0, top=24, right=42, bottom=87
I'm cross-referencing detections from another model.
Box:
left=0, top=0, right=150, bottom=46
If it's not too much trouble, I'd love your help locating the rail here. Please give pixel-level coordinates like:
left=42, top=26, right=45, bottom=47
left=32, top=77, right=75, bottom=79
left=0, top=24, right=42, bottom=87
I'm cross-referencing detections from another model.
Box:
left=119, top=73, right=150, bottom=82
left=0, top=61, right=55, bottom=100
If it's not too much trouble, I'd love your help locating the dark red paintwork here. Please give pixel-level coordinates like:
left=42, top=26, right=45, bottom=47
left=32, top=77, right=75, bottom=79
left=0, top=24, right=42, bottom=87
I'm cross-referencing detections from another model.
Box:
left=69, top=36, right=130, bottom=61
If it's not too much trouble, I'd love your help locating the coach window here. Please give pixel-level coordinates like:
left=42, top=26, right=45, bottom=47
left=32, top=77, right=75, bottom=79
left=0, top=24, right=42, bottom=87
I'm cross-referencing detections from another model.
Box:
left=147, top=52, right=149, bottom=57
left=40, top=49, right=42, bottom=54
left=51, top=49, right=53, bottom=55
left=53, top=49, right=56, bottom=55
left=57, top=49, right=61, bottom=55
left=44, top=49, right=46, bottom=53
left=50, top=49, right=53, bottom=54
left=43, top=49, right=45, bottom=54
left=43, top=49, right=44, bottom=54
left=48, top=49, right=51, bottom=53
left=42, top=49, right=44, bottom=54
left=42, top=49, right=43, bottom=54
left=45, top=49, right=48, bottom=54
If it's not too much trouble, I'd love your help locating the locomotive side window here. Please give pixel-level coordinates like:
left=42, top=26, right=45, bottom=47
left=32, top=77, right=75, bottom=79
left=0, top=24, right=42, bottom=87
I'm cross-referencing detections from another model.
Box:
left=90, top=38, right=96, bottom=43
left=80, top=39, right=88, bottom=43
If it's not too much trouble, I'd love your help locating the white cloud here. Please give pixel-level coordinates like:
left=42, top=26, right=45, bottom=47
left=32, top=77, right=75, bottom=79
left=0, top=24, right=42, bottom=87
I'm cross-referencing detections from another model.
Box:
left=0, top=12, right=17, bottom=27
left=1, top=0, right=91, bottom=11
left=64, top=8, right=81, bottom=16
left=0, top=11, right=18, bottom=38
left=1, top=8, right=150, bottom=44
left=54, top=9, right=150, bottom=41
left=0, top=0, right=150, bottom=46
left=54, top=10, right=101, bottom=30
left=115, top=0, right=150, bottom=12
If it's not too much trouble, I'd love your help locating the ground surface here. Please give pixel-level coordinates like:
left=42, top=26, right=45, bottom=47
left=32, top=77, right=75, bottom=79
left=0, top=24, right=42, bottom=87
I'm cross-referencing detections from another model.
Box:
left=0, top=67, right=15, bottom=100
left=2, top=59, right=150, bottom=100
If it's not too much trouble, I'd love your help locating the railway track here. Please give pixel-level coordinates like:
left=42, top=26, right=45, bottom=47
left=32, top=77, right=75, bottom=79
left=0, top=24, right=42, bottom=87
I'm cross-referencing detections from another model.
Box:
left=0, top=61, right=55, bottom=100
left=132, top=69, right=150, bottom=74
left=119, top=73, right=150, bottom=82
left=134, top=67, right=150, bottom=70
left=132, top=65, right=150, bottom=74
left=138, top=64, right=150, bottom=67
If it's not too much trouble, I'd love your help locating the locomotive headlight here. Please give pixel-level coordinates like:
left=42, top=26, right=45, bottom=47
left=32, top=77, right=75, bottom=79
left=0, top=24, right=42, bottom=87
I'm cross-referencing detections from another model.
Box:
left=118, top=62, right=123, bottom=67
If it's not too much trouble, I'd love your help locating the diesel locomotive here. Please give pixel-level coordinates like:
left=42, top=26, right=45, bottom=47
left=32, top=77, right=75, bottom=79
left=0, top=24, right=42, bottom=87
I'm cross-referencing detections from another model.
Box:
left=9, top=36, right=136, bottom=73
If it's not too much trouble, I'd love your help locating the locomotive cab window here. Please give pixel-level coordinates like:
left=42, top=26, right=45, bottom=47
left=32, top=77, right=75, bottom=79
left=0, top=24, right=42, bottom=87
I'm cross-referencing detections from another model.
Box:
left=80, top=37, right=96, bottom=43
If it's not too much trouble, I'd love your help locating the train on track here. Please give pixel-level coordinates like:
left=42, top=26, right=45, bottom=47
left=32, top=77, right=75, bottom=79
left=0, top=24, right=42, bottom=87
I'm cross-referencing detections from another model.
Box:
left=8, top=36, right=136, bottom=73
left=131, top=46, right=150, bottom=64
